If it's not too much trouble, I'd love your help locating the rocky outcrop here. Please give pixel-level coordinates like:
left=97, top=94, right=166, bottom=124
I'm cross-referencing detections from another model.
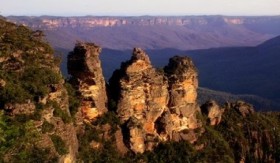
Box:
left=109, top=49, right=202, bottom=153
left=201, top=100, right=224, bottom=126
left=157, top=56, right=201, bottom=142
left=232, top=101, right=255, bottom=117
left=109, top=48, right=169, bottom=153
left=68, top=43, right=107, bottom=121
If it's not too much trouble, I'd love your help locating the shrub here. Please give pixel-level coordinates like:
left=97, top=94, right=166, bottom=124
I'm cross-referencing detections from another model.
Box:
left=42, top=121, right=54, bottom=134
left=21, top=66, right=60, bottom=99
left=65, top=83, right=81, bottom=117
left=53, top=105, right=72, bottom=124
left=48, top=100, right=72, bottom=124
left=50, top=134, right=68, bottom=155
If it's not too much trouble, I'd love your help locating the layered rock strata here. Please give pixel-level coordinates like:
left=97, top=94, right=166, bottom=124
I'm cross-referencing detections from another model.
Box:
left=109, top=49, right=202, bottom=153
left=68, top=43, right=107, bottom=121
left=109, top=48, right=169, bottom=153
left=158, top=56, right=201, bottom=142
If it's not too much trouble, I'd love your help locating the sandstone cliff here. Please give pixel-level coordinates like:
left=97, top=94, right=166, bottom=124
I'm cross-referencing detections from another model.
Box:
left=109, top=48, right=169, bottom=153
left=159, top=56, right=201, bottom=142
left=68, top=43, right=107, bottom=121
left=109, top=48, right=201, bottom=153
left=8, top=16, right=280, bottom=28
left=8, top=16, right=277, bottom=50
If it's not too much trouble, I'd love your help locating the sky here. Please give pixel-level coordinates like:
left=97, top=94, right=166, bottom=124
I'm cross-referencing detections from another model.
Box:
left=0, top=0, right=280, bottom=16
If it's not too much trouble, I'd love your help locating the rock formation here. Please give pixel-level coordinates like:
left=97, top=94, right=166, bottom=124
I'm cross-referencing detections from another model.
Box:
left=232, top=101, right=255, bottom=117
left=2, top=17, right=279, bottom=162
left=68, top=43, right=107, bottom=121
left=159, top=56, right=201, bottom=142
left=109, top=48, right=169, bottom=153
left=201, top=100, right=224, bottom=126
left=109, top=49, right=202, bottom=153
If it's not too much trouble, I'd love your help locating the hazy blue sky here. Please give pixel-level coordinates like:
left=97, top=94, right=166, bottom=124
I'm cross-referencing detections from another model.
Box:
left=1, top=0, right=280, bottom=16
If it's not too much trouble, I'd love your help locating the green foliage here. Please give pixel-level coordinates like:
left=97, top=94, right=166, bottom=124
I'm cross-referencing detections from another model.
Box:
left=0, top=111, right=7, bottom=144
left=0, top=18, right=64, bottom=162
left=77, top=124, right=100, bottom=161
left=213, top=107, right=280, bottom=162
left=143, top=141, right=195, bottom=163
left=93, top=112, right=120, bottom=133
left=0, top=19, right=53, bottom=57
left=196, top=126, right=234, bottom=162
left=50, top=134, right=68, bottom=155
left=0, top=82, right=31, bottom=105
left=21, top=66, right=60, bottom=99
left=65, top=82, right=81, bottom=117
left=78, top=140, right=124, bottom=163
left=42, top=121, right=55, bottom=134
left=0, top=117, right=49, bottom=162
left=0, top=18, right=61, bottom=106
left=11, top=147, right=58, bottom=163
left=49, top=100, right=72, bottom=124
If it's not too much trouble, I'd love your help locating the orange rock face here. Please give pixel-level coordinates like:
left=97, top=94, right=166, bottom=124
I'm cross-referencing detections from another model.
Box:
left=201, top=100, right=224, bottom=126
left=159, top=56, right=201, bottom=141
left=68, top=42, right=107, bottom=121
left=109, top=50, right=202, bottom=153
left=69, top=44, right=203, bottom=154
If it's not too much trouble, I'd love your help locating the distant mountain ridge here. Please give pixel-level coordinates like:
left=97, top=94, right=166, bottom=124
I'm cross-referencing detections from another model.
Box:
left=7, top=15, right=280, bottom=50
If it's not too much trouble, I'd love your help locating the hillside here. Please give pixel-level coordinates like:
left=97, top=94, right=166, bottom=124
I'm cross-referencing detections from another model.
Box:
left=0, top=17, right=78, bottom=162
left=8, top=15, right=280, bottom=50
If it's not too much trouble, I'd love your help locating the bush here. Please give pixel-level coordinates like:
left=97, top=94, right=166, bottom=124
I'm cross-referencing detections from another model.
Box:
left=0, top=82, right=31, bottom=104
left=22, top=67, right=60, bottom=99
left=143, top=141, right=196, bottom=163
left=0, top=19, right=61, bottom=107
left=93, top=112, right=120, bottom=133
left=48, top=100, right=72, bottom=124
left=50, top=134, right=68, bottom=155
left=65, top=83, right=81, bottom=117
left=53, top=105, right=72, bottom=124
left=42, top=121, right=54, bottom=134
